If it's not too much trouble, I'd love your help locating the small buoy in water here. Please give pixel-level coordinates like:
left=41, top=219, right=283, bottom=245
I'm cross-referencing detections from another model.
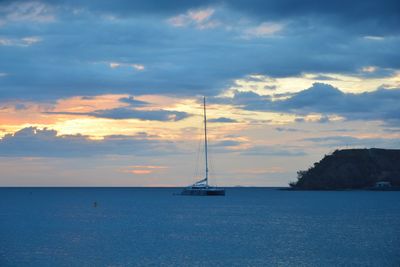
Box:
left=93, top=201, right=97, bottom=208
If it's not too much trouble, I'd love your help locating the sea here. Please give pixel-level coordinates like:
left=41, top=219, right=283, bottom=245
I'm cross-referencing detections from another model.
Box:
left=0, top=188, right=399, bottom=267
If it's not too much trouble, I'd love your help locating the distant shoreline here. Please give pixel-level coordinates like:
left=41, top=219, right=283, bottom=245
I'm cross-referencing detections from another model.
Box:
left=0, top=186, right=287, bottom=189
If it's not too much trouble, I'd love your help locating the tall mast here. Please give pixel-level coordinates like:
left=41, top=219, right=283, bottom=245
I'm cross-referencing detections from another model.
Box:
left=203, top=96, right=209, bottom=187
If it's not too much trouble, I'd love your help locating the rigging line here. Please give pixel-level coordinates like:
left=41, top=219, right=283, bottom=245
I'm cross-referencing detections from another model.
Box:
left=208, top=139, right=217, bottom=186
left=208, top=140, right=213, bottom=182
left=193, top=125, right=203, bottom=180
left=200, top=131, right=205, bottom=178
left=193, top=109, right=206, bottom=181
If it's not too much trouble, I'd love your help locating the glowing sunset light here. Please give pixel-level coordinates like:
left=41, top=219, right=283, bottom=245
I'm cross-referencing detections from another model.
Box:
left=0, top=0, right=399, bottom=186
left=121, top=165, right=168, bottom=175
left=2, top=2, right=400, bottom=266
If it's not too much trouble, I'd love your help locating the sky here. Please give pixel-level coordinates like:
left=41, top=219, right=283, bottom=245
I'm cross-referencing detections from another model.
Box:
left=0, top=0, right=399, bottom=186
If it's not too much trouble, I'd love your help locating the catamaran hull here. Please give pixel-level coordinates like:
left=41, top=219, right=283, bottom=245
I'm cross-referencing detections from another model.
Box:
left=181, top=188, right=225, bottom=196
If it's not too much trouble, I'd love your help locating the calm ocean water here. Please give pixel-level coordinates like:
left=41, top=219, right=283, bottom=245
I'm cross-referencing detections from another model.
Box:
left=0, top=188, right=399, bottom=267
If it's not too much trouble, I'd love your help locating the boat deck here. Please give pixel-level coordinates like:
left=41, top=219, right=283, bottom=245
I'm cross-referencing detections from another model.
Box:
left=181, top=187, right=225, bottom=196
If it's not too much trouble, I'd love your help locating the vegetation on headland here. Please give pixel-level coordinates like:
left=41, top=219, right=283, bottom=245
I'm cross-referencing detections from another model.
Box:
left=289, top=148, right=400, bottom=190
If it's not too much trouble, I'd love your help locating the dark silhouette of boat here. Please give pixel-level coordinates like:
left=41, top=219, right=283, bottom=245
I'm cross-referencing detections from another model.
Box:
left=181, top=97, right=225, bottom=196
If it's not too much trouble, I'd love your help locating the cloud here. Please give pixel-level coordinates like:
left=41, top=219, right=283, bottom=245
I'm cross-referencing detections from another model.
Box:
left=242, top=22, right=283, bottom=38
left=14, top=103, right=28, bottom=110
left=224, top=0, right=400, bottom=35
left=209, top=139, right=306, bottom=156
left=311, top=74, right=340, bottom=81
left=121, top=165, right=168, bottom=175
left=226, top=83, right=400, bottom=125
left=45, top=107, right=190, bottom=121
left=30, top=0, right=400, bottom=35
left=167, top=8, right=218, bottom=29
left=0, top=1, right=55, bottom=25
left=0, top=127, right=177, bottom=157
left=119, top=96, right=149, bottom=106
left=383, top=128, right=400, bottom=133
left=89, top=108, right=190, bottom=121
left=275, top=127, right=301, bottom=132
left=303, top=135, right=400, bottom=148
left=0, top=36, right=41, bottom=46
left=21, top=36, right=41, bottom=45
left=109, top=62, right=120, bottom=68
left=132, top=64, right=145, bottom=71
left=364, top=36, right=385, bottom=41
left=317, top=115, right=331, bottom=123
left=361, top=66, right=377, bottom=73
left=208, top=117, right=237, bottom=123
left=241, top=145, right=306, bottom=157
left=213, top=140, right=242, bottom=147
left=108, top=62, right=145, bottom=71
left=0, top=1, right=399, bottom=101
left=0, top=38, right=13, bottom=46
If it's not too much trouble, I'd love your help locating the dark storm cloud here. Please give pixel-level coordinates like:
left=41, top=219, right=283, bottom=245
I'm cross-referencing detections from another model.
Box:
left=0, top=127, right=177, bottom=157
left=0, top=0, right=399, bottom=100
left=225, top=83, right=400, bottom=125
left=45, top=108, right=190, bottom=121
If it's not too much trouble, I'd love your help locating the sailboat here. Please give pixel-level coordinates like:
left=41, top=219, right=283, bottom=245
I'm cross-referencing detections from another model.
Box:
left=181, top=97, right=225, bottom=196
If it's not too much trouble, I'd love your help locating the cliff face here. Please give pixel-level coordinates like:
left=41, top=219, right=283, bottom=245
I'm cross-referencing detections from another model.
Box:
left=290, top=148, right=400, bottom=189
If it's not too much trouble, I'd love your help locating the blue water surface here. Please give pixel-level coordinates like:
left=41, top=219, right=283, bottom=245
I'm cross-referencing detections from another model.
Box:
left=0, top=188, right=399, bottom=266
